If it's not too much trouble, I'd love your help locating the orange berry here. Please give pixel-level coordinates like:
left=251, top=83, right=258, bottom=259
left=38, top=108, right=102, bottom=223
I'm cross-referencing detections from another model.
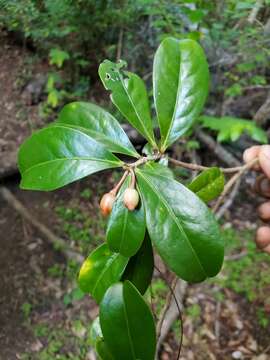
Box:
left=100, top=192, right=116, bottom=216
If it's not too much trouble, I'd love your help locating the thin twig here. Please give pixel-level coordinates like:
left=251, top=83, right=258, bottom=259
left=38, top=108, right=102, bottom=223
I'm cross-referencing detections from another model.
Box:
left=168, top=157, right=244, bottom=174
left=254, top=92, right=270, bottom=126
left=156, top=275, right=178, bottom=339
left=149, top=284, right=157, bottom=321
left=195, top=129, right=241, bottom=167
left=116, top=27, right=124, bottom=61
left=247, top=0, right=264, bottom=24
left=214, top=301, right=221, bottom=345
left=213, top=158, right=258, bottom=213
left=125, top=154, right=161, bottom=169
left=154, top=266, right=184, bottom=360
left=224, top=251, right=247, bottom=261
left=129, top=168, right=136, bottom=188
left=110, top=170, right=129, bottom=195
left=215, top=179, right=241, bottom=219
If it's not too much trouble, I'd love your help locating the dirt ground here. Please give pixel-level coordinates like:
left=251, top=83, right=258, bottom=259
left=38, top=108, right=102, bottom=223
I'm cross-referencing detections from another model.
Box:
left=1, top=30, right=270, bottom=360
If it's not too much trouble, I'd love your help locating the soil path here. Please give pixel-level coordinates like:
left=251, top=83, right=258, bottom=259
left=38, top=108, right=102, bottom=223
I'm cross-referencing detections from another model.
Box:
left=0, top=31, right=58, bottom=359
left=1, top=29, right=270, bottom=360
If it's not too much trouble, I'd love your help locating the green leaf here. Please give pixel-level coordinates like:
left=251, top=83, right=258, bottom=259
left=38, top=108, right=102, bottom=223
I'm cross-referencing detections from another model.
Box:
left=89, top=317, right=114, bottom=360
left=47, top=89, right=60, bottom=108
left=100, top=281, right=156, bottom=360
left=78, top=243, right=128, bottom=303
left=199, top=115, right=267, bottom=144
left=188, top=167, right=225, bottom=203
left=144, top=161, right=174, bottom=179
left=106, top=177, right=146, bottom=257
left=89, top=317, right=103, bottom=347
left=136, top=167, right=224, bottom=283
left=18, top=125, right=122, bottom=191
left=99, top=60, right=156, bottom=147
left=153, top=37, right=209, bottom=151
left=96, top=339, right=114, bottom=360
left=122, top=232, right=154, bottom=294
left=56, top=102, right=139, bottom=158
left=49, top=48, right=70, bottom=68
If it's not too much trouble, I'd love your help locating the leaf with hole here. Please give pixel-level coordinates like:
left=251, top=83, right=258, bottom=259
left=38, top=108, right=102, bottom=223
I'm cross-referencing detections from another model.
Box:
left=18, top=125, right=122, bottom=191
left=153, top=37, right=209, bottom=151
left=56, top=101, right=138, bottom=158
left=99, top=60, right=156, bottom=147
left=106, top=177, right=146, bottom=257
left=100, top=281, right=156, bottom=360
left=136, top=166, right=224, bottom=282
left=188, top=167, right=225, bottom=202
left=78, top=243, right=128, bottom=303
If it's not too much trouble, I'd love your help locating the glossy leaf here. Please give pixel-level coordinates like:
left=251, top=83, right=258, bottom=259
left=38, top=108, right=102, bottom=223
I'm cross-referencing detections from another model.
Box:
left=144, top=161, right=174, bottom=179
left=89, top=317, right=103, bottom=347
left=56, top=101, right=139, bottom=157
left=89, top=317, right=114, bottom=360
left=78, top=243, right=128, bottom=303
left=188, top=167, right=225, bottom=203
left=153, top=37, right=209, bottom=151
left=106, top=177, right=146, bottom=257
left=18, top=125, right=122, bottom=191
left=99, top=60, right=156, bottom=147
left=96, top=339, right=114, bottom=360
left=136, top=167, right=224, bottom=283
left=122, top=232, right=154, bottom=294
left=100, top=281, right=156, bottom=360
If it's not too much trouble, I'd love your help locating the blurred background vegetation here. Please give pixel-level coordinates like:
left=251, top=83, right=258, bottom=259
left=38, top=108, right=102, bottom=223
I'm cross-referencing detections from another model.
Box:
left=1, top=1, right=270, bottom=359
left=0, top=0, right=269, bottom=117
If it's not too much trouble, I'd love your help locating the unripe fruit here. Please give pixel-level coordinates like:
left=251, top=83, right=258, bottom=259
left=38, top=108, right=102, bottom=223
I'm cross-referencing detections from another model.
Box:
left=123, top=188, right=139, bottom=211
left=100, top=192, right=116, bottom=216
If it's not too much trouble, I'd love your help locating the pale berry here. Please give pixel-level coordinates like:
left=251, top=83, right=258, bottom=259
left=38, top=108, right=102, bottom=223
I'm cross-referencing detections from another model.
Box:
left=123, top=188, right=139, bottom=211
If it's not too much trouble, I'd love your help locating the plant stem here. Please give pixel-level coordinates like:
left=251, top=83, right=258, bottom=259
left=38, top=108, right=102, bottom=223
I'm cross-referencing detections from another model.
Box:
left=154, top=267, right=184, bottom=360
left=129, top=168, right=136, bottom=189
left=124, top=154, right=162, bottom=169
left=126, top=154, right=248, bottom=174
left=110, top=170, right=129, bottom=195
left=213, top=157, right=258, bottom=213
left=169, top=157, right=247, bottom=174
left=156, top=275, right=178, bottom=339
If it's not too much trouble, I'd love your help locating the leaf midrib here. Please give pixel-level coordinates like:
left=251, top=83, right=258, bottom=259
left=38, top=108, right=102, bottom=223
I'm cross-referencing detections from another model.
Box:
left=138, top=170, right=207, bottom=277
left=118, top=72, right=155, bottom=147
left=162, top=44, right=182, bottom=150
left=56, top=123, right=139, bottom=157
left=123, top=292, right=137, bottom=359
left=92, top=254, right=121, bottom=300
left=21, top=157, right=121, bottom=175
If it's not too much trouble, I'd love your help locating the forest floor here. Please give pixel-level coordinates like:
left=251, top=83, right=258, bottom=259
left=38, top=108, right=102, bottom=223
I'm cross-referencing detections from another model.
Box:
left=1, top=30, right=270, bottom=360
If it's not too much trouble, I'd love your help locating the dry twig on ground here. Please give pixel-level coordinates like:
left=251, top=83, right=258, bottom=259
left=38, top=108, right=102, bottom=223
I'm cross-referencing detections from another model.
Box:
left=0, top=186, right=83, bottom=263
left=195, top=129, right=241, bottom=167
